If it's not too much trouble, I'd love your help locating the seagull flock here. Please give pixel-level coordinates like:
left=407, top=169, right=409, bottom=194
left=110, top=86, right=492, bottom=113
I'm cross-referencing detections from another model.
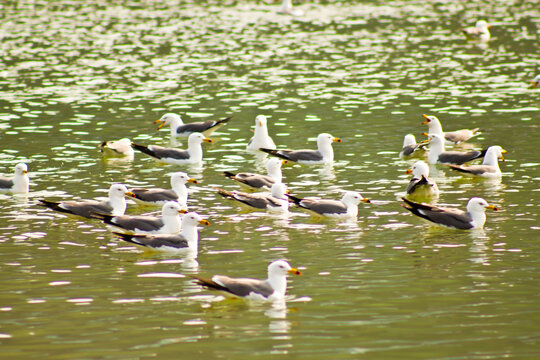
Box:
left=1, top=12, right=536, bottom=302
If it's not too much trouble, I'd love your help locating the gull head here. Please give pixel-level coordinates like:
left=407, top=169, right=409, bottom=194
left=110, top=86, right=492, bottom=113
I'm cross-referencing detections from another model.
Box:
left=155, top=113, right=182, bottom=129
left=342, top=191, right=371, bottom=205
left=171, top=172, right=198, bottom=185
left=14, top=163, right=28, bottom=175
left=467, top=197, right=499, bottom=213
left=188, top=132, right=213, bottom=145
left=407, top=161, right=430, bottom=178
left=182, top=211, right=210, bottom=226
left=268, top=260, right=301, bottom=277
left=109, top=183, right=132, bottom=198
left=161, top=201, right=186, bottom=216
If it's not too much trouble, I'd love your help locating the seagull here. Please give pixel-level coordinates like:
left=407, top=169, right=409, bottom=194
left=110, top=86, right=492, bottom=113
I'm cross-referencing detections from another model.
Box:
left=91, top=201, right=185, bottom=234
left=113, top=212, right=209, bottom=253
left=277, top=0, right=304, bottom=16
left=223, top=158, right=286, bottom=190
left=38, top=184, right=132, bottom=219
left=260, top=133, right=342, bottom=164
left=0, top=163, right=30, bottom=194
left=154, top=113, right=232, bottom=138
left=287, top=191, right=370, bottom=218
left=99, top=138, right=134, bottom=158
left=530, top=75, right=540, bottom=89
left=216, top=182, right=289, bottom=212
left=129, top=172, right=197, bottom=206
left=422, top=114, right=480, bottom=144
left=132, top=132, right=212, bottom=165
left=405, top=161, right=439, bottom=199
left=193, top=260, right=301, bottom=301
left=427, top=133, right=486, bottom=165
left=247, top=115, right=276, bottom=151
left=447, top=146, right=507, bottom=178
left=399, top=134, right=428, bottom=157
left=461, top=20, right=491, bottom=42
left=401, top=197, right=498, bottom=230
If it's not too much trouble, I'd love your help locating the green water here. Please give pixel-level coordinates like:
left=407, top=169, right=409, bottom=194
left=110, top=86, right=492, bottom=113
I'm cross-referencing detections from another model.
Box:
left=1, top=1, right=539, bottom=359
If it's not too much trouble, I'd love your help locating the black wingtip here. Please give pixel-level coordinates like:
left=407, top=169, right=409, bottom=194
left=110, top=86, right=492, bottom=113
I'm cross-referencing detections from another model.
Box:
left=222, top=171, right=236, bottom=179
left=285, top=193, right=303, bottom=205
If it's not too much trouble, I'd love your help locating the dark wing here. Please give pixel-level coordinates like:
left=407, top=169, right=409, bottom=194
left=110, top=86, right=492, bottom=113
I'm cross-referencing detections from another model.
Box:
left=401, top=197, right=473, bottom=230
left=259, top=148, right=323, bottom=162
left=130, top=188, right=178, bottom=202
left=39, top=199, right=113, bottom=219
left=113, top=232, right=188, bottom=249
left=447, top=164, right=496, bottom=176
left=288, top=195, right=346, bottom=215
left=132, top=144, right=190, bottom=160
left=176, top=116, right=232, bottom=135
left=223, top=171, right=274, bottom=189
left=0, top=178, right=14, bottom=190
left=438, top=150, right=484, bottom=165
left=92, top=213, right=164, bottom=232
left=216, top=188, right=271, bottom=209
left=194, top=275, right=274, bottom=298
left=406, top=176, right=429, bottom=194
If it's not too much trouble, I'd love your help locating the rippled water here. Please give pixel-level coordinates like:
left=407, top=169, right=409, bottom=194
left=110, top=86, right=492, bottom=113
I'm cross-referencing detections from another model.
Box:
left=1, top=1, right=539, bottom=358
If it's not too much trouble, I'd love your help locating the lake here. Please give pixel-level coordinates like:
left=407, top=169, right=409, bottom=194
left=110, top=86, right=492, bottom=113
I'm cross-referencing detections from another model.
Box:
left=1, top=0, right=539, bottom=359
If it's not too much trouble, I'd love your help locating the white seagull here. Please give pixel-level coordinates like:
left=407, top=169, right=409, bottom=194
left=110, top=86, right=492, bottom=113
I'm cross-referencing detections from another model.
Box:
left=223, top=158, right=286, bottom=190
left=113, top=212, right=209, bottom=253
left=422, top=114, right=480, bottom=144
left=405, top=161, right=439, bottom=199
left=447, top=146, right=507, bottom=178
left=39, top=184, right=132, bottom=219
left=132, top=132, right=213, bottom=165
left=427, top=133, right=485, bottom=165
left=92, top=201, right=185, bottom=234
left=399, top=134, right=428, bottom=157
left=154, top=113, right=232, bottom=138
left=193, top=260, right=301, bottom=301
left=247, top=115, right=276, bottom=151
left=260, top=133, right=342, bottom=164
left=0, top=163, right=30, bottom=194
left=287, top=191, right=370, bottom=218
left=401, top=197, right=498, bottom=230
left=461, top=20, right=491, bottom=42
left=216, top=182, right=289, bottom=212
left=99, top=138, right=134, bottom=158
left=129, top=172, right=198, bottom=206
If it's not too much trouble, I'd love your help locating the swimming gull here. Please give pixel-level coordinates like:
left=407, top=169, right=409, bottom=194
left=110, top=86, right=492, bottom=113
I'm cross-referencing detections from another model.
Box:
left=99, top=138, right=134, bottom=158
left=401, top=197, right=498, bottom=230
left=287, top=191, right=370, bottom=218
left=216, top=182, right=289, bottom=212
left=461, top=20, right=491, bottom=42
left=38, top=184, right=132, bottom=219
left=132, top=132, right=212, bottom=165
left=247, top=115, right=276, bottom=151
left=193, top=260, right=301, bottom=301
left=0, top=163, right=29, bottom=194
left=399, top=134, right=428, bottom=157
left=223, top=158, right=286, bottom=190
left=113, top=211, right=209, bottom=253
left=260, top=133, right=342, bottom=164
left=427, top=133, right=486, bottom=165
left=155, top=113, right=232, bottom=138
left=447, top=146, right=507, bottom=178
left=422, top=114, right=480, bottom=144
left=129, top=172, right=197, bottom=206
left=405, top=160, right=439, bottom=199
left=92, top=201, right=185, bottom=234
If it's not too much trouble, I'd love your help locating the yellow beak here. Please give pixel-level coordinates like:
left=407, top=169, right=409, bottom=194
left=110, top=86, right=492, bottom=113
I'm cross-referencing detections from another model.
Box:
left=188, top=178, right=198, bottom=184
left=421, top=114, right=430, bottom=125
left=203, top=138, right=213, bottom=143
left=288, top=268, right=301, bottom=275
left=405, top=168, right=412, bottom=174
left=362, top=198, right=371, bottom=204
left=199, top=219, right=210, bottom=226
left=486, top=205, right=499, bottom=211
left=333, top=137, right=342, bottom=143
